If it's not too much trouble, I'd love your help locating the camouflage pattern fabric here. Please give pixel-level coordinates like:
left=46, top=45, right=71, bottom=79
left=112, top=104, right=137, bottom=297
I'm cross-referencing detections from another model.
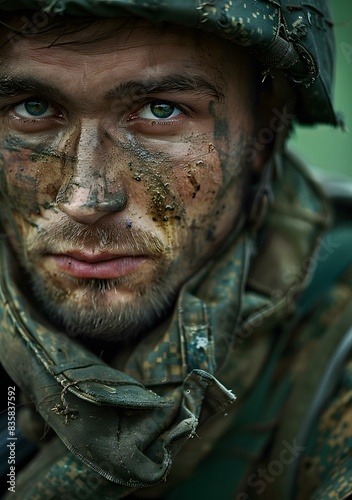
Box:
left=295, top=267, right=352, bottom=500
left=237, top=265, right=352, bottom=500
left=161, top=198, right=352, bottom=500
left=0, top=0, right=340, bottom=127
left=0, top=149, right=337, bottom=498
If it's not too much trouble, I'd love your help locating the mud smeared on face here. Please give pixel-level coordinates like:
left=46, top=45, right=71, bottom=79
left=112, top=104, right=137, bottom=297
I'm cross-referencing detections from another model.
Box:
left=0, top=18, right=259, bottom=341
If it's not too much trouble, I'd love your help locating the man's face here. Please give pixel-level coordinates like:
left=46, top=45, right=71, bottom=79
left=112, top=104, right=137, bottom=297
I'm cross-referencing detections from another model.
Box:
left=0, top=18, right=261, bottom=340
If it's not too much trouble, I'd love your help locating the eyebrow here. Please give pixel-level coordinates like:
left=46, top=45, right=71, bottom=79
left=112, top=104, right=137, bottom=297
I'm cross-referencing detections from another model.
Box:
left=104, top=75, right=224, bottom=102
left=0, top=74, right=224, bottom=103
left=0, top=76, right=66, bottom=101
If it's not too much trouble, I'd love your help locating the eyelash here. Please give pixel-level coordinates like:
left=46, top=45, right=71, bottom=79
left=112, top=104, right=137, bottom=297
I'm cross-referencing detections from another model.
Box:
left=14, top=99, right=59, bottom=119
left=3, top=96, right=193, bottom=131
left=129, top=99, right=190, bottom=121
left=2, top=97, right=64, bottom=124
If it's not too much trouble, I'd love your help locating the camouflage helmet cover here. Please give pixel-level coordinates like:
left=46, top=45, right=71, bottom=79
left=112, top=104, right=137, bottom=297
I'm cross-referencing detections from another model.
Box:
left=0, top=0, right=341, bottom=126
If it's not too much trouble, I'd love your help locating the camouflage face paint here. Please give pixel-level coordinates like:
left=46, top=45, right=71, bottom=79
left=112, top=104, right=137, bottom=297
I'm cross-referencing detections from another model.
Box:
left=0, top=19, right=259, bottom=341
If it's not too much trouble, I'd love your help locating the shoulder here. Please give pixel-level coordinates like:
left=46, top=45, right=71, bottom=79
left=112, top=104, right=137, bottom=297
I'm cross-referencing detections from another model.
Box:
left=292, top=166, right=352, bottom=498
left=274, top=161, right=352, bottom=499
left=295, top=165, right=352, bottom=315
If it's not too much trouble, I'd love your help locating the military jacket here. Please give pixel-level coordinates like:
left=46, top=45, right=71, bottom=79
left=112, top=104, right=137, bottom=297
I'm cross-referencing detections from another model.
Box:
left=1, top=150, right=352, bottom=499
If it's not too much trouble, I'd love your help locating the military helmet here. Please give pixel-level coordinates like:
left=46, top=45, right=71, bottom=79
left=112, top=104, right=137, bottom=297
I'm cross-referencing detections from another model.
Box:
left=0, top=0, right=340, bottom=126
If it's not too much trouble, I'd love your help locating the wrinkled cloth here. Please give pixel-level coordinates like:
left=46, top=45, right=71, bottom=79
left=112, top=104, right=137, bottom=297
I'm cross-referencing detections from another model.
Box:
left=0, top=242, right=241, bottom=490
left=290, top=267, right=352, bottom=500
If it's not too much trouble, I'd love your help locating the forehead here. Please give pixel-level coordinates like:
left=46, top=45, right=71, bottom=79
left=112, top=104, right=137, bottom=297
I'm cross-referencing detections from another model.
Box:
left=1, top=18, right=208, bottom=59
left=0, top=17, right=251, bottom=83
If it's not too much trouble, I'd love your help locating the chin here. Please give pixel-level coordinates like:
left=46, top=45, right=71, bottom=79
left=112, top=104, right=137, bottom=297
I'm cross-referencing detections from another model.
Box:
left=29, top=272, right=178, bottom=343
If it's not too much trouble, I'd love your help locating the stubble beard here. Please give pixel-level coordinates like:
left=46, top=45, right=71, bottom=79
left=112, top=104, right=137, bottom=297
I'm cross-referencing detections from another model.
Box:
left=28, top=270, right=178, bottom=342
left=15, top=219, right=179, bottom=342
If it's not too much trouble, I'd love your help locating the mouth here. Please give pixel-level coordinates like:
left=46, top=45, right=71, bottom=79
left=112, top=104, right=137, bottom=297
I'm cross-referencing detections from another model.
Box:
left=48, top=252, right=147, bottom=279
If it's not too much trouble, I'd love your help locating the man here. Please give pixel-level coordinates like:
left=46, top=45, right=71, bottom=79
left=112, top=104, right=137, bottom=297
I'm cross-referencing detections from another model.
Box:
left=0, top=1, right=351, bottom=499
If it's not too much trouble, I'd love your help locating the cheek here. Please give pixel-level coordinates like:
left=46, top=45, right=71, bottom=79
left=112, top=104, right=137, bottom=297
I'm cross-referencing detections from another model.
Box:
left=0, top=148, right=60, bottom=216
left=162, top=150, right=239, bottom=250
left=168, top=127, right=244, bottom=219
left=174, top=153, right=223, bottom=213
left=0, top=144, right=64, bottom=254
left=169, top=134, right=246, bottom=250
left=129, top=138, right=223, bottom=214
left=128, top=159, right=184, bottom=226
left=125, top=142, right=226, bottom=260
left=0, top=149, right=38, bottom=214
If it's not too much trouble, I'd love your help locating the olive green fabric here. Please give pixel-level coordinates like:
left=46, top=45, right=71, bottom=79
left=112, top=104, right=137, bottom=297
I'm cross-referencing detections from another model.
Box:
left=0, top=150, right=333, bottom=498
left=167, top=241, right=352, bottom=500
left=300, top=355, right=352, bottom=500
left=0, top=0, right=340, bottom=126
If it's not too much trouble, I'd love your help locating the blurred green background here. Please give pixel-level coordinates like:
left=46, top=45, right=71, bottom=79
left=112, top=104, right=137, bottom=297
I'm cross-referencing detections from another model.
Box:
left=289, top=0, right=352, bottom=178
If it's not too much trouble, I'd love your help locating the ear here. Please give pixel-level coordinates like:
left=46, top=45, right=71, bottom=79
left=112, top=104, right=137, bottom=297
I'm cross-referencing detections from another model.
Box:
left=251, top=70, right=296, bottom=173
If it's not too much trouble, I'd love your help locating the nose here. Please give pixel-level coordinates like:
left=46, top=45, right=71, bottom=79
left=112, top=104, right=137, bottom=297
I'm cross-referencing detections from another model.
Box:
left=56, top=180, right=128, bottom=225
left=56, top=122, right=128, bottom=225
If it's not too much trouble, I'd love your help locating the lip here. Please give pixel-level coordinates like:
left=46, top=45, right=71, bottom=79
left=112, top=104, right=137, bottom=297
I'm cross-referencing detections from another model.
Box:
left=49, top=252, right=147, bottom=279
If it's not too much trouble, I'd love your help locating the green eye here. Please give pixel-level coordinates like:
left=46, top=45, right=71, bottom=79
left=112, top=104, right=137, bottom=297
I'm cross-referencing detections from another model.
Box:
left=150, top=102, right=176, bottom=119
left=24, top=100, right=49, bottom=117
left=138, top=101, right=182, bottom=120
left=14, top=99, right=55, bottom=119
